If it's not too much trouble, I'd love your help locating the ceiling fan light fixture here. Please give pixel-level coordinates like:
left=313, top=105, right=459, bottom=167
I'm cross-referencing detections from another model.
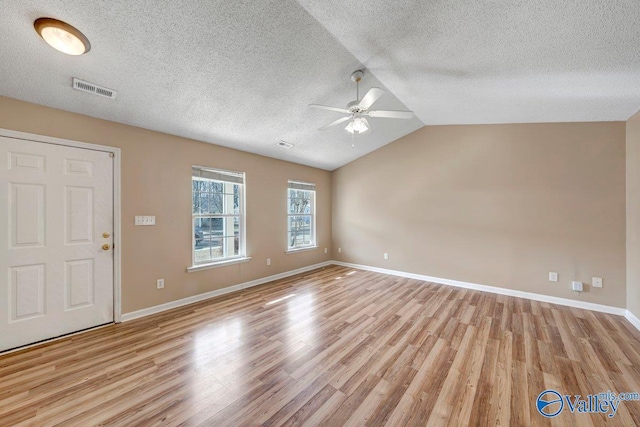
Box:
left=345, top=117, right=369, bottom=134
left=34, top=18, right=91, bottom=55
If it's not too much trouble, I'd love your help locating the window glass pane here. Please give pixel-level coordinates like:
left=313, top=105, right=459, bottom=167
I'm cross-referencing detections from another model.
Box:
left=225, top=236, right=239, bottom=257
left=233, top=217, right=240, bottom=237
left=289, top=198, right=310, bottom=214
left=193, top=192, right=199, bottom=214
left=210, top=237, right=223, bottom=259
left=209, top=192, right=223, bottom=214
left=209, top=181, right=224, bottom=193
left=233, top=188, right=240, bottom=214
left=211, top=217, right=223, bottom=238
left=194, top=218, right=211, bottom=263
left=194, top=192, right=208, bottom=214
left=288, top=232, right=298, bottom=248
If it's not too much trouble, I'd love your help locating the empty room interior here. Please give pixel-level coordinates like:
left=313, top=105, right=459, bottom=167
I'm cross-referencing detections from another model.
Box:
left=2, top=1, right=640, bottom=426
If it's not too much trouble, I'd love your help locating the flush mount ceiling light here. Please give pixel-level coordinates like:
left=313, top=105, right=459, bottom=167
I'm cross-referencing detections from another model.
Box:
left=34, top=18, right=91, bottom=55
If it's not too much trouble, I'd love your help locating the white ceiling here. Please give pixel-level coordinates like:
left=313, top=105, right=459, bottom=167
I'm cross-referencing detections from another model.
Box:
left=1, top=1, right=639, bottom=170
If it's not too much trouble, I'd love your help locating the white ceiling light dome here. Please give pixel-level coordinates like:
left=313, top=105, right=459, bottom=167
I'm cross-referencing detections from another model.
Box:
left=34, top=18, right=91, bottom=55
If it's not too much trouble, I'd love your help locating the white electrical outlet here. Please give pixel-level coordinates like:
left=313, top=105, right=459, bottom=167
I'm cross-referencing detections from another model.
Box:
left=384, top=253, right=389, bottom=260
left=572, top=281, right=583, bottom=292
left=549, top=272, right=558, bottom=282
left=135, top=216, right=156, bottom=226
left=592, top=277, right=603, bottom=288
left=338, top=248, right=342, bottom=253
left=267, top=258, right=271, bottom=266
left=324, top=248, right=328, bottom=254
left=157, top=278, right=164, bottom=289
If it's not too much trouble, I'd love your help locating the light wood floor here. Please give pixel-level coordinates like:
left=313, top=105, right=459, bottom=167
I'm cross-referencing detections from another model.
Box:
left=2, top=265, right=640, bottom=426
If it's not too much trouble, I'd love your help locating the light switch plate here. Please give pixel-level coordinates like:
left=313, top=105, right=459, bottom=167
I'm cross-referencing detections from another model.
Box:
left=135, top=216, right=156, bottom=226
left=572, top=281, right=583, bottom=292
left=549, top=272, right=558, bottom=282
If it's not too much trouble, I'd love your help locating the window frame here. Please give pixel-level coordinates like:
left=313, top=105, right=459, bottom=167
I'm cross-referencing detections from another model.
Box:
left=190, top=166, right=247, bottom=269
left=286, top=181, right=316, bottom=252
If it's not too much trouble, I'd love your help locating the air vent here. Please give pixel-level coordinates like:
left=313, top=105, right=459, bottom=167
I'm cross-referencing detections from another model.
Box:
left=72, top=78, right=117, bottom=99
left=277, top=140, right=294, bottom=149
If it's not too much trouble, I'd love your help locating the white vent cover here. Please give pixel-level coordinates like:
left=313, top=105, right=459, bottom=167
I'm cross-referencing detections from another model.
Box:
left=277, top=140, right=294, bottom=149
left=72, top=78, right=117, bottom=99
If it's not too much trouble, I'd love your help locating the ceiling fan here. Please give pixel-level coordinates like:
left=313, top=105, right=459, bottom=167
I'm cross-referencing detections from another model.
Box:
left=309, top=70, right=414, bottom=134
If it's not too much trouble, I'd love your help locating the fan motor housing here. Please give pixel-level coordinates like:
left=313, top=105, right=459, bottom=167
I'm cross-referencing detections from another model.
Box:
left=347, top=100, right=365, bottom=113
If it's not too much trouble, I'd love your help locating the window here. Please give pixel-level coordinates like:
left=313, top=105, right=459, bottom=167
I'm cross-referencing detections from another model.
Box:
left=287, top=180, right=316, bottom=250
left=192, top=167, right=245, bottom=266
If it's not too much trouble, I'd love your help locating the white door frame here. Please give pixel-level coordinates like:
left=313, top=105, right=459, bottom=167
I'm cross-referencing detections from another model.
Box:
left=0, top=128, right=122, bottom=323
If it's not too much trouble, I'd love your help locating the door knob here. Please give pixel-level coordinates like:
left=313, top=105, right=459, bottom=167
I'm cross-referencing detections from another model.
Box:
left=102, top=244, right=111, bottom=251
left=102, top=232, right=111, bottom=238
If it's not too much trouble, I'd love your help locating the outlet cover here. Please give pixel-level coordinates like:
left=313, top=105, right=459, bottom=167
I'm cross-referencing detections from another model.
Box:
left=549, top=272, right=558, bottom=282
left=157, top=278, right=164, bottom=289
left=592, top=277, right=603, bottom=288
left=384, top=253, right=389, bottom=260
left=572, top=281, right=583, bottom=292
left=338, top=248, right=342, bottom=253
left=267, top=258, right=271, bottom=266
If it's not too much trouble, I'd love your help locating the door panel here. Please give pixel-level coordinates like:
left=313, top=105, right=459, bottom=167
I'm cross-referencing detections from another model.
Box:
left=65, top=259, right=94, bottom=309
left=0, top=136, right=114, bottom=352
left=10, top=183, right=45, bottom=247
left=65, top=186, right=94, bottom=244
left=10, top=264, right=45, bottom=321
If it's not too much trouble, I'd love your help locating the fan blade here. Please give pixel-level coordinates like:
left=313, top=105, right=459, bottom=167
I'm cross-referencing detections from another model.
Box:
left=318, top=116, right=351, bottom=131
left=358, top=87, right=385, bottom=110
left=367, top=110, right=414, bottom=119
left=309, top=104, right=350, bottom=114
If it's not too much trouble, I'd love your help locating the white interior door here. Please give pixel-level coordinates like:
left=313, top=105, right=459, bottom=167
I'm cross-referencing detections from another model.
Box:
left=0, top=136, right=114, bottom=352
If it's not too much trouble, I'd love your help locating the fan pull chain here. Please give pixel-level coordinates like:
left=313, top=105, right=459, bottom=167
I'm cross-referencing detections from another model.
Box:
left=351, top=130, right=355, bottom=149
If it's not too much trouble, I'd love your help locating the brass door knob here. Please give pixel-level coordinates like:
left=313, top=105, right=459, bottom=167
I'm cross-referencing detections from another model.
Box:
left=102, top=232, right=111, bottom=238
left=102, top=244, right=111, bottom=251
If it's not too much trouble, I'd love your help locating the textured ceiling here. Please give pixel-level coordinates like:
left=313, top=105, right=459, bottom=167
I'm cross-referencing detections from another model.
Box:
left=297, top=0, right=640, bottom=126
left=0, top=1, right=639, bottom=170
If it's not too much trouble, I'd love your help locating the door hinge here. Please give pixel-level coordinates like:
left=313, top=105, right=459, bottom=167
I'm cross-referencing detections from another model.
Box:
left=109, top=152, right=115, bottom=158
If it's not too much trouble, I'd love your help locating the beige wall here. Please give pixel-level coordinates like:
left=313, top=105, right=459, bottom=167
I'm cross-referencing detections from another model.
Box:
left=332, top=122, right=627, bottom=307
left=627, top=111, right=640, bottom=318
left=0, top=95, right=631, bottom=313
left=0, top=96, right=331, bottom=314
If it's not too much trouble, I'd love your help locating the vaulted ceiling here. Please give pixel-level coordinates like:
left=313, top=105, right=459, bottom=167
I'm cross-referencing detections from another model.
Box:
left=1, top=1, right=639, bottom=170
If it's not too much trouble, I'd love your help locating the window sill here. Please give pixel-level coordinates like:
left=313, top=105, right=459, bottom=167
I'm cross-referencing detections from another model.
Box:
left=285, top=246, right=319, bottom=254
left=187, top=257, right=252, bottom=272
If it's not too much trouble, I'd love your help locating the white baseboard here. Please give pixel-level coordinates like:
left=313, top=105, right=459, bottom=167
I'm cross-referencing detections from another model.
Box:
left=332, top=261, right=627, bottom=316
left=626, top=310, right=640, bottom=331
left=121, top=260, right=639, bottom=333
left=121, top=261, right=333, bottom=322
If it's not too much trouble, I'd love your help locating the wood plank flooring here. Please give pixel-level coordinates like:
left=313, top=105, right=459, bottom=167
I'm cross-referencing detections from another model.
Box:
left=2, top=265, right=640, bottom=426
